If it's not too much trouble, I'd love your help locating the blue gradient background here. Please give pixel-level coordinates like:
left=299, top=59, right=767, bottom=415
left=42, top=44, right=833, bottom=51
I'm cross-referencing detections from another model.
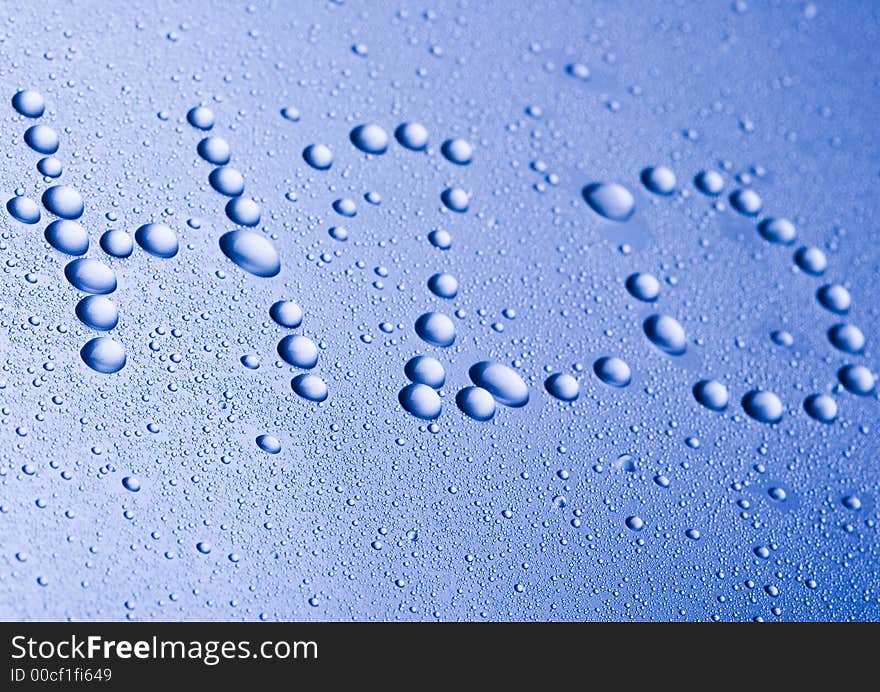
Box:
left=1, top=0, right=878, bottom=621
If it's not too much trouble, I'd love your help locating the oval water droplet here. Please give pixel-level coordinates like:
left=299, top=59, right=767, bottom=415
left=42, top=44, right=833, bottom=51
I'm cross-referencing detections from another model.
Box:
left=427, top=272, right=459, bottom=299
left=625, top=272, right=660, bottom=302
left=292, top=374, right=328, bottom=402
left=122, top=476, right=141, bottom=492
left=816, top=284, right=851, bottom=314
left=350, top=123, right=389, bottom=154
left=404, top=355, right=446, bottom=389
left=208, top=166, right=245, bottom=197
left=197, top=136, right=231, bottom=165
left=544, top=373, right=579, bottom=401
left=100, top=229, right=134, bottom=258
left=256, top=434, right=282, bottom=454
left=75, top=295, right=119, bottom=331
left=757, top=217, right=797, bottom=245
left=582, top=182, right=635, bottom=222
left=441, top=187, right=470, bottom=213
left=837, top=364, right=875, bottom=396
left=827, top=323, right=865, bottom=354
left=692, top=379, right=729, bottom=411
left=42, top=185, right=83, bottom=219
left=643, top=314, right=687, bottom=355
left=80, top=336, right=126, bottom=374
left=794, top=246, right=827, bottom=276
left=395, top=122, right=429, bottom=150
left=398, top=383, right=442, bottom=420
left=303, top=144, right=333, bottom=170
left=742, top=390, right=784, bottom=424
left=64, top=258, right=117, bottom=294
left=187, top=105, right=215, bottom=130
left=729, top=188, right=763, bottom=216
left=640, top=166, right=677, bottom=195
left=12, top=89, right=45, bottom=118
left=456, top=386, right=496, bottom=421
left=803, top=393, right=838, bottom=424
left=24, top=124, right=59, bottom=154
left=135, top=223, right=178, bottom=258
left=441, top=138, right=473, bottom=165
left=269, top=300, right=303, bottom=329
left=45, top=220, right=89, bottom=256
left=218, top=230, right=281, bottom=278
left=694, top=170, right=724, bottom=196
left=468, top=361, right=529, bottom=408
left=6, top=196, right=41, bottom=224
left=37, top=156, right=63, bottom=178
left=415, top=312, right=456, bottom=347
left=593, top=356, right=632, bottom=387
left=277, top=335, right=318, bottom=369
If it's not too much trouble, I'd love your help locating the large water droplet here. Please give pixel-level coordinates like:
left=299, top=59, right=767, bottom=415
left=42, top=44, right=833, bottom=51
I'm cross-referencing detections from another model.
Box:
left=816, top=284, right=851, bottom=314
left=187, top=105, right=215, bottom=130
left=757, top=217, right=797, bottom=245
left=37, top=156, right=62, bottom=178
left=135, top=223, right=178, bottom=258
left=218, top=230, right=281, bottom=278
left=303, top=144, right=333, bottom=170
left=643, top=314, right=687, bottom=355
left=197, top=136, right=231, bottom=165
left=64, top=258, right=117, bottom=294
left=729, top=188, right=763, bottom=216
left=468, top=361, right=529, bottom=408
left=277, top=335, right=318, bottom=369
left=415, top=312, right=456, bottom=347
left=209, top=167, right=245, bottom=197
left=269, top=300, right=303, bottom=329
left=225, top=197, right=261, bottom=227
left=75, top=295, right=119, bottom=331
left=399, top=383, right=442, bottom=420
left=100, top=229, right=134, bottom=258
left=582, top=182, right=635, bottom=222
left=640, top=166, right=676, bottom=195
left=6, top=196, right=41, bottom=224
left=441, top=138, right=473, bottom=165
left=456, top=386, right=496, bottom=421
left=593, top=356, right=632, bottom=387
left=395, top=122, right=429, bottom=150
left=42, top=185, right=84, bottom=219
left=256, top=434, right=282, bottom=454
left=827, top=323, right=865, bottom=354
left=12, top=89, right=45, bottom=118
left=292, top=374, right=329, bottom=402
left=350, top=123, right=389, bottom=154
left=80, top=336, right=126, bottom=374
left=24, top=124, right=59, bottom=154
left=45, top=220, right=89, bottom=256
left=837, top=364, right=875, bottom=396
left=692, top=379, right=729, bottom=411
left=742, top=390, right=784, bottom=424
left=427, top=272, right=459, bottom=299
left=803, top=393, right=838, bottom=424
left=694, top=170, right=724, bottom=196
left=441, top=187, right=470, bottom=213
left=625, top=272, right=660, bottom=302
left=544, top=373, right=579, bottom=401
left=122, top=476, right=141, bottom=492
left=404, top=355, right=446, bottom=389
left=794, top=246, right=827, bottom=276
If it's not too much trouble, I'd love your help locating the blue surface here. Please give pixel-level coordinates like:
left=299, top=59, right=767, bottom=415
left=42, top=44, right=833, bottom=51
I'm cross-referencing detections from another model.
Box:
left=1, top=0, right=878, bottom=621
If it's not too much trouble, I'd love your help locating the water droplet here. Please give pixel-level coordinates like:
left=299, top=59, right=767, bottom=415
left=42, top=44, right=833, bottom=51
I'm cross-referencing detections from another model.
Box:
left=566, top=62, right=590, bottom=79
left=729, top=188, right=763, bottom=216
left=816, top=284, right=851, bottom=314
left=37, top=156, right=63, bottom=178
left=842, top=495, right=862, bottom=511
left=768, top=487, right=787, bottom=501
left=122, top=476, right=141, bottom=492
left=269, top=300, right=303, bottom=329
left=441, top=138, right=473, bottom=165
left=395, top=122, right=429, bottom=150
left=771, top=330, right=794, bottom=347
left=187, top=105, right=215, bottom=130
left=64, top=258, right=117, bottom=294
left=240, top=354, right=260, bottom=370
left=626, top=516, right=645, bottom=531
left=135, top=223, right=179, bottom=258
left=75, top=295, right=119, bottom=331
left=625, top=272, right=660, bottom=302
left=45, top=220, right=89, bottom=255
left=291, top=374, right=328, bottom=402
left=80, top=336, right=126, bottom=374
left=350, top=123, right=389, bottom=154
left=6, top=196, right=41, bottom=224
left=303, top=144, right=333, bottom=170
left=225, top=196, right=261, bottom=226
left=218, top=229, right=281, bottom=278
left=757, top=217, right=797, bottom=246
left=12, top=89, right=45, bottom=118
left=24, top=124, right=59, bottom=154
left=332, top=198, right=357, bottom=217
left=277, top=335, right=318, bottom=369
left=456, top=386, right=496, bottom=421
left=196, top=541, right=212, bottom=554
left=428, top=229, right=452, bottom=250
left=742, top=390, right=784, bottom=424
left=692, top=379, right=729, bottom=411
left=794, top=246, right=827, bottom=275
left=468, top=361, right=529, bottom=408
left=404, top=355, right=446, bottom=388
left=280, top=106, right=300, bottom=122
left=545, top=373, right=579, bottom=401
left=415, top=312, right=456, bottom=347
left=582, top=182, right=635, bottom=222
left=256, top=434, right=282, bottom=454
left=640, top=166, right=677, bottom=195
left=837, top=364, right=875, bottom=396
left=643, top=314, right=687, bottom=355
left=441, top=187, right=470, bottom=213
left=593, top=356, right=632, bottom=387
left=827, top=323, right=865, bottom=354
left=398, top=383, right=442, bottom=420
left=100, top=229, right=134, bottom=258
left=694, top=169, right=724, bottom=196
left=197, top=136, right=231, bottom=165
left=803, top=393, right=838, bottom=423
left=209, top=167, right=245, bottom=197
left=42, top=185, right=84, bottom=219
left=427, top=272, right=459, bottom=299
